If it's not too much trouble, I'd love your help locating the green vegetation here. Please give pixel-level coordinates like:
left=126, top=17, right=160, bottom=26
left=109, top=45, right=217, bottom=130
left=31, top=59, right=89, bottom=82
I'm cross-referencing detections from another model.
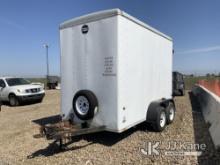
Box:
left=184, top=75, right=220, bottom=90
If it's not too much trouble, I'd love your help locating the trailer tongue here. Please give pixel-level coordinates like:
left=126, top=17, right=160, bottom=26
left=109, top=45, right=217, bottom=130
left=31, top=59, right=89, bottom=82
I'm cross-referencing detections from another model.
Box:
left=34, top=121, right=105, bottom=149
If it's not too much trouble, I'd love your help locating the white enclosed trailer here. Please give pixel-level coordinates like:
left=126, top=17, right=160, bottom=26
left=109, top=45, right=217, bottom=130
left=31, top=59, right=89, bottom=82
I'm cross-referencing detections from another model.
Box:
left=59, top=9, right=175, bottom=133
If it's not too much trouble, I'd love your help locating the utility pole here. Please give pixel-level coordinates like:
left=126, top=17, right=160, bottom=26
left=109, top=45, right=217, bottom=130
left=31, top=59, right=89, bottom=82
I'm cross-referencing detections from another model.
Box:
left=43, top=44, right=49, bottom=87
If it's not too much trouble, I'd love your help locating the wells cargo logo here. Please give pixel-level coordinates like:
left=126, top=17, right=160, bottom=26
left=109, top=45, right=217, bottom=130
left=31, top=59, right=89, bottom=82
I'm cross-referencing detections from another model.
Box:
left=82, top=24, right=89, bottom=34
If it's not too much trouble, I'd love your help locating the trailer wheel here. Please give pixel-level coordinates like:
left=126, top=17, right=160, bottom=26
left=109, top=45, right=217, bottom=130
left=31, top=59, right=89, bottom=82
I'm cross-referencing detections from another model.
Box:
left=166, top=102, right=176, bottom=124
left=152, top=107, right=167, bottom=132
left=73, top=90, right=98, bottom=120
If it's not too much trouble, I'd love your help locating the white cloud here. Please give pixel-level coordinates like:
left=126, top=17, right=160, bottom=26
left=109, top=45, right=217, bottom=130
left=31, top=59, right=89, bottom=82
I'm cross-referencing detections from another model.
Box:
left=176, top=46, right=220, bottom=55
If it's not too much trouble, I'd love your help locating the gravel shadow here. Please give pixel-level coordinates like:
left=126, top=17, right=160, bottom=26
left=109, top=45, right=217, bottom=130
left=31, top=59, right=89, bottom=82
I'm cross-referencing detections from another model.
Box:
left=80, top=123, right=149, bottom=146
left=27, top=139, right=94, bottom=158
left=188, top=91, right=220, bottom=165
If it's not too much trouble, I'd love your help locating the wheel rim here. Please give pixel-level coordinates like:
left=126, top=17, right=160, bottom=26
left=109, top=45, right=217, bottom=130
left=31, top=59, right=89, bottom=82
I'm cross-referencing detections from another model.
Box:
left=75, top=96, right=89, bottom=115
left=160, top=111, right=166, bottom=127
left=169, top=108, right=175, bottom=121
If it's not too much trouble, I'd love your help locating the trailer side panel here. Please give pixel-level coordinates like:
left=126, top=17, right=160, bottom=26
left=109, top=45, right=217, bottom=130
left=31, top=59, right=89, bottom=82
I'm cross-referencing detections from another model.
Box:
left=117, top=15, right=173, bottom=131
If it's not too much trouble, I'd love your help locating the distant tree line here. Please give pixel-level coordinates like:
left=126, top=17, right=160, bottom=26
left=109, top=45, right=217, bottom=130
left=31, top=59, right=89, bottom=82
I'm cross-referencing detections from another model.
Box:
left=184, top=73, right=220, bottom=78
left=206, top=73, right=220, bottom=77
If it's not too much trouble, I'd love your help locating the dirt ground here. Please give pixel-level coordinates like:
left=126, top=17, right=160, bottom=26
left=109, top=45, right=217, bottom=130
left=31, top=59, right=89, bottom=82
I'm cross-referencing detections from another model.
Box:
left=0, top=90, right=219, bottom=165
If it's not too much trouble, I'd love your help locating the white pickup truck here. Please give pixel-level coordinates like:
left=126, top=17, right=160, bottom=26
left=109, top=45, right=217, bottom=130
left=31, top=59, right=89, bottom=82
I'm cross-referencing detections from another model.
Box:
left=0, top=77, right=45, bottom=106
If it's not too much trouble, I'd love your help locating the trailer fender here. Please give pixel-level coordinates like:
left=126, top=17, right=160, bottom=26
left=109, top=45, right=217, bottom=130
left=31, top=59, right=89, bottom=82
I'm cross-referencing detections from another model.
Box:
left=146, top=99, right=175, bottom=123
left=160, top=99, right=175, bottom=109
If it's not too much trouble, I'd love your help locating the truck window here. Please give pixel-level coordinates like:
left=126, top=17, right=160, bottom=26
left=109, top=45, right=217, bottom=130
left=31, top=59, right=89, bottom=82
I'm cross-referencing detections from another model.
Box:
left=178, top=74, right=181, bottom=81
left=178, top=74, right=182, bottom=81
left=0, top=79, right=6, bottom=88
left=6, top=78, right=30, bottom=86
left=179, top=74, right=183, bottom=81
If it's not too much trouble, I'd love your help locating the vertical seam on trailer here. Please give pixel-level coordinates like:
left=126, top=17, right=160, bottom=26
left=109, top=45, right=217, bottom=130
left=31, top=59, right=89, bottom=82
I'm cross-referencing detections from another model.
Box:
left=116, top=15, right=119, bottom=130
left=85, top=31, right=88, bottom=89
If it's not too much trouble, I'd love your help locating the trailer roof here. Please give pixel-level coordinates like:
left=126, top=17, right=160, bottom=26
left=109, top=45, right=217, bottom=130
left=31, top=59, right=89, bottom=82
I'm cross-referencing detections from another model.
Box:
left=60, top=8, right=172, bottom=41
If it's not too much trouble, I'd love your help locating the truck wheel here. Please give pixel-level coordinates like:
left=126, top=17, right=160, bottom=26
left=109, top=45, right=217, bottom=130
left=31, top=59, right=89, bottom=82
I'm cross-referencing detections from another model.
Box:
left=153, top=107, right=167, bottom=132
left=9, top=94, right=19, bottom=106
left=37, top=98, right=43, bottom=103
left=0, top=101, right=2, bottom=111
left=48, top=84, right=52, bottom=89
left=73, top=90, right=98, bottom=120
left=51, top=83, right=56, bottom=89
left=181, top=89, right=185, bottom=96
left=166, top=102, right=175, bottom=124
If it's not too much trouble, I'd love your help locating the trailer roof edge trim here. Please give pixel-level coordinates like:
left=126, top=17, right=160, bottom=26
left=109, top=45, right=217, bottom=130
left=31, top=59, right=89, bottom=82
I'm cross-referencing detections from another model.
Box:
left=59, top=8, right=172, bottom=41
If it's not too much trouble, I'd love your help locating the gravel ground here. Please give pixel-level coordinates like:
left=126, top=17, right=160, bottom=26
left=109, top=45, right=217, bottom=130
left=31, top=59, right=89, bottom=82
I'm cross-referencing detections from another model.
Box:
left=0, top=90, right=219, bottom=165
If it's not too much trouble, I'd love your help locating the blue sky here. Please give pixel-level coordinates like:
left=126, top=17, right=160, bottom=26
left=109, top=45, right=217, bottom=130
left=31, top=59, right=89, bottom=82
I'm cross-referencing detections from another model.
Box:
left=0, top=0, right=220, bottom=77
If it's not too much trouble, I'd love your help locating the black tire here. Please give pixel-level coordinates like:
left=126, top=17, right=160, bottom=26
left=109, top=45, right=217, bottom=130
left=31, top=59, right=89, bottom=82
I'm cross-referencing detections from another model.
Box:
left=37, top=98, right=43, bottom=103
left=181, top=89, right=185, bottom=96
left=51, top=83, right=56, bottom=89
left=72, top=90, right=98, bottom=120
left=0, top=101, right=2, bottom=111
left=166, top=102, right=176, bottom=124
left=152, top=107, right=167, bottom=132
left=47, top=83, right=54, bottom=89
left=9, top=94, right=19, bottom=106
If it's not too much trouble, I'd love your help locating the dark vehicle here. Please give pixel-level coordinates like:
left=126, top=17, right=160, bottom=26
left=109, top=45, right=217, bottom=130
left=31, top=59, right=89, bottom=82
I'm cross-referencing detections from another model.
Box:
left=0, top=100, right=2, bottom=111
left=47, top=76, right=60, bottom=89
left=172, top=72, right=185, bottom=96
